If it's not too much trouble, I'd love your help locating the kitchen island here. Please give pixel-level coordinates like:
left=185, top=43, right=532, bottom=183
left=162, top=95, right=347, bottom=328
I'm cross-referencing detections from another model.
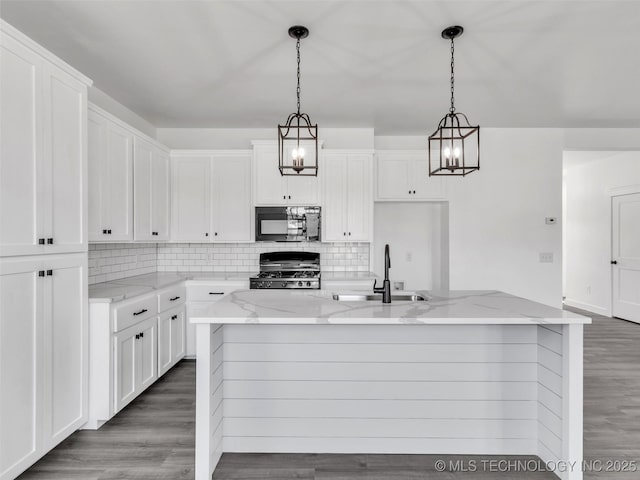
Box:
left=190, top=290, right=590, bottom=480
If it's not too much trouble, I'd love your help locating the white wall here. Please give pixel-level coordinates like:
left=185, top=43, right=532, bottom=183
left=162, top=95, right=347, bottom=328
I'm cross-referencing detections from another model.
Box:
left=373, top=202, right=447, bottom=291
left=157, top=128, right=374, bottom=149
left=88, top=86, right=157, bottom=139
left=563, top=151, right=640, bottom=315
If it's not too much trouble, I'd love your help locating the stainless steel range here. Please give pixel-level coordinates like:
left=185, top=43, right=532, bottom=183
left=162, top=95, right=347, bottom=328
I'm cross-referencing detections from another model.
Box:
left=249, top=251, right=320, bottom=289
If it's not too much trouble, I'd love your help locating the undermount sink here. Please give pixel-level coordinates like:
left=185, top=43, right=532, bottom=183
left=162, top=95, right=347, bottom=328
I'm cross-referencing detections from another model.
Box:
left=332, top=293, right=427, bottom=302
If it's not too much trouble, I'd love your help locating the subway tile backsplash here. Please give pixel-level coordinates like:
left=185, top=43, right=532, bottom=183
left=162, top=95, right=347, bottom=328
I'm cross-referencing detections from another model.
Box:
left=89, top=242, right=370, bottom=284
left=157, top=242, right=370, bottom=273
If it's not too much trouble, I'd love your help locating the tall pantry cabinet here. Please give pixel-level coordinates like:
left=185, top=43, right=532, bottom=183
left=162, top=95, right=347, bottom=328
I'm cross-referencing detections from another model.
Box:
left=0, top=20, right=91, bottom=480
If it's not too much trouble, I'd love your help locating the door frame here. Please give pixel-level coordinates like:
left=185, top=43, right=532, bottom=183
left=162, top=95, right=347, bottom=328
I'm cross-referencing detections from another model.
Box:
left=609, top=184, right=640, bottom=318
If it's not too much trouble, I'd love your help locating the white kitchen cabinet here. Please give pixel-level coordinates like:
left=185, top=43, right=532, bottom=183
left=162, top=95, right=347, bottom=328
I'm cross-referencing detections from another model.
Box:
left=376, top=151, right=446, bottom=201
left=211, top=153, right=252, bottom=242
left=322, top=152, right=373, bottom=242
left=114, top=316, right=157, bottom=412
left=252, top=141, right=320, bottom=206
left=0, top=25, right=90, bottom=257
left=0, top=253, right=87, bottom=480
left=158, top=306, right=186, bottom=377
left=171, top=151, right=252, bottom=242
left=88, top=105, right=134, bottom=242
left=134, top=137, right=170, bottom=241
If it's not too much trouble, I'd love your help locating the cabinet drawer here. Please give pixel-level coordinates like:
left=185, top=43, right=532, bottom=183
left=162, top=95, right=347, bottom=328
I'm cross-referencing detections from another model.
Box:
left=187, top=281, right=248, bottom=302
left=113, top=295, right=157, bottom=333
left=158, top=285, right=186, bottom=312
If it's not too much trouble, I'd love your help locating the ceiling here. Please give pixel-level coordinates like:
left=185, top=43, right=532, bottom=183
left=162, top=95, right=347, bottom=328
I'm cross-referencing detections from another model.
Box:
left=2, top=0, right=639, bottom=134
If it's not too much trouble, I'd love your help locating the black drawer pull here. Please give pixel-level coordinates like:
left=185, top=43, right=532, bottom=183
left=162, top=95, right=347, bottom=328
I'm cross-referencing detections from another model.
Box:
left=38, top=270, right=45, bottom=277
left=133, top=309, right=148, bottom=316
left=171, top=315, right=178, bottom=320
left=139, top=332, right=144, bottom=338
left=39, top=238, right=45, bottom=245
left=46, top=270, right=53, bottom=276
left=135, top=334, right=140, bottom=340
left=209, top=292, right=224, bottom=295
left=47, top=238, right=53, bottom=244
left=169, top=296, right=180, bottom=301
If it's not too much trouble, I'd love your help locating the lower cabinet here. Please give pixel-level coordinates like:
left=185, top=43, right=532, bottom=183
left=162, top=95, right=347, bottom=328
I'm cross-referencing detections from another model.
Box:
left=114, top=316, right=158, bottom=412
left=0, top=253, right=87, bottom=480
left=86, top=285, right=185, bottom=429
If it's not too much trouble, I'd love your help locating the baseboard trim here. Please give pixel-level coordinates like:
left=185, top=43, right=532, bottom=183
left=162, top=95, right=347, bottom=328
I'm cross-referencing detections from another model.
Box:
left=563, top=298, right=609, bottom=317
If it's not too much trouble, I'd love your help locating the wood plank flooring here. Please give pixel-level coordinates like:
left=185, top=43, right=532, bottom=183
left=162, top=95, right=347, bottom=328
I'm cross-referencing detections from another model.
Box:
left=18, top=309, right=640, bottom=480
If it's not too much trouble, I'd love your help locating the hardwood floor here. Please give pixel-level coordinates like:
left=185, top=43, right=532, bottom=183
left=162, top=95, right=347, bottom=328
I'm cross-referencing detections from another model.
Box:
left=18, top=309, right=640, bottom=480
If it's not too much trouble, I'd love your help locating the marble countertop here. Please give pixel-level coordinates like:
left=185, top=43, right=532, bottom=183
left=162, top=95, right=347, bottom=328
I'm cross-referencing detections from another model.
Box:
left=190, top=289, right=591, bottom=325
left=89, top=271, right=377, bottom=303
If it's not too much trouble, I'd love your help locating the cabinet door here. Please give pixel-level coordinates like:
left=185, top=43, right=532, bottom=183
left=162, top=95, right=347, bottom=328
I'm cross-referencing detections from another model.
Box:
left=133, top=138, right=153, bottom=241
left=212, top=154, right=252, bottom=242
left=171, top=156, right=211, bottom=242
left=376, top=155, right=411, bottom=200
left=114, top=326, right=137, bottom=412
left=171, top=308, right=186, bottom=364
left=87, top=110, right=107, bottom=242
left=44, top=255, right=87, bottom=448
left=42, top=64, right=86, bottom=253
left=0, top=35, right=43, bottom=256
left=321, top=154, right=347, bottom=242
left=411, top=157, right=446, bottom=200
left=286, top=175, right=320, bottom=205
left=0, top=258, right=43, bottom=479
left=253, top=145, right=287, bottom=205
left=346, top=155, right=371, bottom=242
left=157, top=313, right=172, bottom=377
left=137, top=317, right=157, bottom=392
left=152, top=149, right=170, bottom=241
left=105, top=122, right=134, bottom=241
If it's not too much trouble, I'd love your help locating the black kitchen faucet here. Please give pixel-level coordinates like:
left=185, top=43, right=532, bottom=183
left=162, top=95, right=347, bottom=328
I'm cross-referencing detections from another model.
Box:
left=373, top=244, right=391, bottom=303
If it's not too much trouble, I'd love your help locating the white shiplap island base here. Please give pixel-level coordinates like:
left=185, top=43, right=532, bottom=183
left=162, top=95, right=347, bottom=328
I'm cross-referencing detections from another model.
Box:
left=190, top=290, right=591, bottom=480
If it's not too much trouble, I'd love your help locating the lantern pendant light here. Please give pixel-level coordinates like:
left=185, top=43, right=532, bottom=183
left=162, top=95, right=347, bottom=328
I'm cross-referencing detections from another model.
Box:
left=278, top=25, right=318, bottom=176
left=428, top=26, right=480, bottom=176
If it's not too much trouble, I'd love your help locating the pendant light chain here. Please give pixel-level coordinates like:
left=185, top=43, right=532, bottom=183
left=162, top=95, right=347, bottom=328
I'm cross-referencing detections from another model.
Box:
left=296, top=37, right=301, bottom=115
left=449, top=36, right=455, bottom=114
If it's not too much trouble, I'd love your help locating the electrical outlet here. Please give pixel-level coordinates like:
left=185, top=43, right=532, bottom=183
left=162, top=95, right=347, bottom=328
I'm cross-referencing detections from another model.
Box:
left=539, top=252, right=554, bottom=263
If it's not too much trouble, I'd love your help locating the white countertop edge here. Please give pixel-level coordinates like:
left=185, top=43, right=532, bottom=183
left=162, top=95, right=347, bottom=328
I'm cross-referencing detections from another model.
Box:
left=189, top=316, right=591, bottom=325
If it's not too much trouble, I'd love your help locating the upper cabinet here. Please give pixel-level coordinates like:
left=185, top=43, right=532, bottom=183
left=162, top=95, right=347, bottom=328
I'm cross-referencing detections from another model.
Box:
left=88, top=106, right=134, bottom=242
left=134, top=138, right=170, bottom=241
left=171, top=151, right=252, bottom=243
left=376, top=151, right=446, bottom=201
left=322, top=151, right=373, bottom=242
left=252, top=141, right=320, bottom=206
left=0, top=25, right=91, bottom=257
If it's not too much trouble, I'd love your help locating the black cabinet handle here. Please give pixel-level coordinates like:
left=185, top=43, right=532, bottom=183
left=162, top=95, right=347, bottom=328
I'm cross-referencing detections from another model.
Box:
left=205, top=233, right=209, bottom=237
left=413, top=190, right=416, bottom=194
left=46, top=270, right=53, bottom=276
left=47, top=238, right=53, bottom=244
left=133, top=309, right=148, bottom=316
left=343, top=232, right=346, bottom=236
left=139, top=332, right=144, bottom=338
left=214, top=232, right=218, bottom=236
left=169, top=296, right=180, bottom=302
left=209, top=292, right=224, bottom=295
left=288, top=195, right=291, bottom=200
left=102, top=229, right=107, bottom=234
left=135, top=334, right=140, bottom=340
left=283, top=195, right=286, bottom=200
left=39, top=238, right=45, bottom=245
left=171, top=315, right=178, bottom=320
left=107, top=229, right=112, bottom=234
left=409, top=190, right=411, bottom=194
left=38, top=270, right=45, bottom=277
left=611, top=260, right=618, bottom=265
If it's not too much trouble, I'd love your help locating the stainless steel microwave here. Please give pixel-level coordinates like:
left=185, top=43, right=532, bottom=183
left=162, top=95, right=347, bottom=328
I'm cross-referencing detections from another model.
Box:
left=255, top=206, right=321, bottom=242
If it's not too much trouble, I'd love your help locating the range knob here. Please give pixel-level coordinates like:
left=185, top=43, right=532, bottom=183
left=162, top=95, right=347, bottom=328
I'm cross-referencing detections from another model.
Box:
left=306, top=281, right=311, bottom=287
left=298, top=281, right=303, bottom=287
left=266, top=281, right=272, bottom=288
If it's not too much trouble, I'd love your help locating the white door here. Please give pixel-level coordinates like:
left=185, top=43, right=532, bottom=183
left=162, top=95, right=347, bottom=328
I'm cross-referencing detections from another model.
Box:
left=152, top=149, right=171, bottom=240
left=612, top=193, right=640, bottom=323
left=411, top=156, right=446, bottom=200
left=43, top=63, right=86, bottom=253
left=0, top=258, right=43, bottom=479
left=157, top=313, right=172, bottom=377
left=87, top=110, right=107, bottom=242
left=171, top=156, right=212, bottom=242
left=212, top=154, right=252, bottom=242
left=253, top=145, right=287, bottom=205
left=171, top=308, right=186, bottom=363
left=0, top=35, right=43, bottom=256
left=43, top=255, right=86, bottom=448
left=322, top=154, right=347, bottom=242
left=114, top=325, right=138, bottom=412
left=105, top=122, right=134, bottom=241
left=133, top=138, right=153, bottom=241
left=137, top=317, right=157, bottom=391
left=376, top=155, right=411, bottom=200
left=346, top=155, right=371, bottom=241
